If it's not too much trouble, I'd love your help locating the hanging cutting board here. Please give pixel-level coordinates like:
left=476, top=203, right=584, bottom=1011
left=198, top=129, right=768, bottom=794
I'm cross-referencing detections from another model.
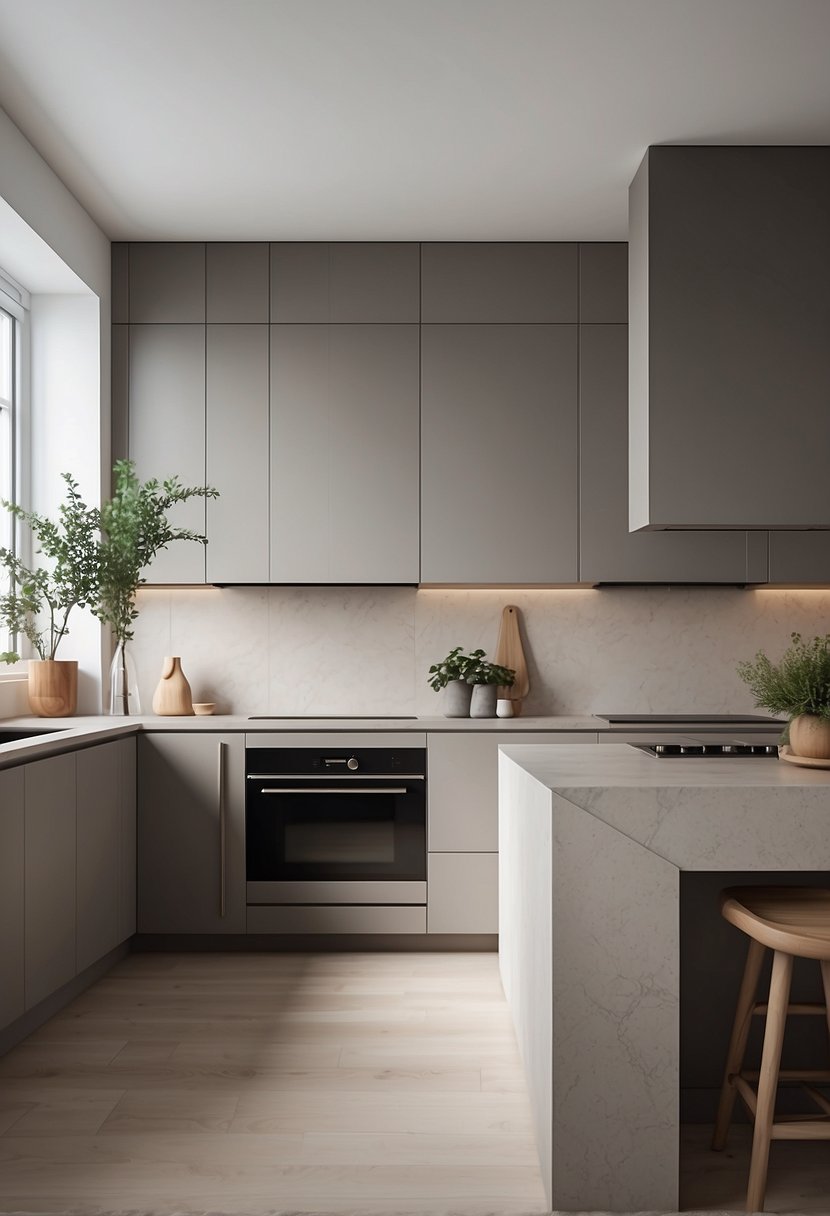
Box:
left=493, top=604, right=530, bottom=715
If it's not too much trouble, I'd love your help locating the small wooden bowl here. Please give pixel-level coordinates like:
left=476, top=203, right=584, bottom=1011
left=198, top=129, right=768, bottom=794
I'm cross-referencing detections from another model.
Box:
left=192, top=703, right=216, bottom=716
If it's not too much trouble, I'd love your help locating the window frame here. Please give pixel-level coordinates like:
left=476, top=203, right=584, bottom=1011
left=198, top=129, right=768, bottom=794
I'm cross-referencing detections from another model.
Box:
left=0, top=271, right=31, bottom=657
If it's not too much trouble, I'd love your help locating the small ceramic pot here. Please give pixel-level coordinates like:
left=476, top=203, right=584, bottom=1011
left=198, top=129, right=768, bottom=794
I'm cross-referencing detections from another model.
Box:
left=788, top=713, right=830, bottom=760
left=470, top=684, right=497, bottom=719
left=28, top=659, right=78, bottom=717
left=443, top=679, right=472, bottom=718
left=496, top=698, right=515, bottom=719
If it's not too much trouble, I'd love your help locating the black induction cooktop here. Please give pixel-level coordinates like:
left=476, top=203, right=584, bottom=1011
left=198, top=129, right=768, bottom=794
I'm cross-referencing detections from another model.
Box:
left=600, top=714, right=786, bottom=724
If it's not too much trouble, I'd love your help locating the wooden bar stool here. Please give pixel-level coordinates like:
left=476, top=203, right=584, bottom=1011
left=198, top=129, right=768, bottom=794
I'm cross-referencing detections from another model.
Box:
left=712, top=886, right=830, bottom=1212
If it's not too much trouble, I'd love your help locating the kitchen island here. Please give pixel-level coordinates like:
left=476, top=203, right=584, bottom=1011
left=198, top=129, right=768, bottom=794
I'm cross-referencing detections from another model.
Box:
left=498, top=743, right=830, bottom=1213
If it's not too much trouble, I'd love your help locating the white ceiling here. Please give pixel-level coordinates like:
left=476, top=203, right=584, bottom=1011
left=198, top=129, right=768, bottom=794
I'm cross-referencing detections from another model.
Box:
left=0, top=0, right=829, bottom=241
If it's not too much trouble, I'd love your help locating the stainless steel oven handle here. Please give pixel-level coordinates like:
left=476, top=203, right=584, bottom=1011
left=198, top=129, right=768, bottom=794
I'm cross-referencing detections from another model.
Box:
left=218, top=742, right=227, bottom=918
left=259, top=787, right=408, bottom=795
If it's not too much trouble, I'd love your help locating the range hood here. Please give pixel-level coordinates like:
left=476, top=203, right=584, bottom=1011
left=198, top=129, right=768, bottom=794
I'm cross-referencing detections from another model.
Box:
left=628, top=145, right=830, bottom=531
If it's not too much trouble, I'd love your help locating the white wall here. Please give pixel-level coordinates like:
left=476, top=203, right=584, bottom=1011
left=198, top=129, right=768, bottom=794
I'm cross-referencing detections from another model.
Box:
left=0, top=106, right=111, bottom=709
left=128, top=584, right=830, bottom=717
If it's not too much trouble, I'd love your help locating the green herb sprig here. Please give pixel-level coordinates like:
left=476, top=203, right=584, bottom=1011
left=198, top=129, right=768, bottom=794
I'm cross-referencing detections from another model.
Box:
left=737, top=632, right=830, bottom=721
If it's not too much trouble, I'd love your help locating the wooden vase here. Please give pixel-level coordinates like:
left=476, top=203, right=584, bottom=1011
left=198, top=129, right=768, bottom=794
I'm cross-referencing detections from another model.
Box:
left=152, top=656, right=194, bottom=716
left=789, top=713, right=830, bottom=760
left=28, top=659, right=78, bottom=717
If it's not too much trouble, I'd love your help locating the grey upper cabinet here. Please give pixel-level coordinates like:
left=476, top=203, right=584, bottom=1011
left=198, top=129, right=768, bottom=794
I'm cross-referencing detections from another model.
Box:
left=137, top=733, right=245, bottom=934
left=580, top=323, right=763, bottom=583
left=629, top=146, right=830, bottom=530
left=206, top=324, right=270, bottom=582
left=271, top=243, right=419, bottom=322
left=129, top=243, right=206, bottom=323
left=206, top=243, right=269, bottom=322
left=0, top=767, right=24, bottom=1029
left=25, top=753, right=76, bottom=1010
left=767, top=533, right=830, bottom=585
left=129, top=324, right=207, bottom=583
left=421, top=243, right=578, bottom=322
left=579, top=244, right=628, bottom=323
left=270, top=324, right=420, bottom=583
left=421, top=323, right=578, bottom=584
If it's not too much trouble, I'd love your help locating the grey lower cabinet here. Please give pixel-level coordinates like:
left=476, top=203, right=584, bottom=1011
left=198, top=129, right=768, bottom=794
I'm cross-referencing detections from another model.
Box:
left=580, top=324, right=763, bottom=583
left=137, top=733, right=245, bottom=933
left=421, top=325, right=578, bottom=584
left=270, top=324, right=420, bottom=583
left=76, top=739, right=137, bottom=974
left=24, top=753, right=77, bottom=1009
left=129, top=324, right=207, bottom=584
left=0, top=767, right=24, bottom=1028
left=768, top=532, right=830, bottom=585
left=426, top=731, right=596, bottom=934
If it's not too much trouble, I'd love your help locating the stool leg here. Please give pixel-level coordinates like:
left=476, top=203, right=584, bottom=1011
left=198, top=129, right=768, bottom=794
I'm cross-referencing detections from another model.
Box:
left=747, top=949, right=793, bottom=1214
left=712, top=938, right=766, bottom=1151
left=819, top=960, right=830, bottom=1044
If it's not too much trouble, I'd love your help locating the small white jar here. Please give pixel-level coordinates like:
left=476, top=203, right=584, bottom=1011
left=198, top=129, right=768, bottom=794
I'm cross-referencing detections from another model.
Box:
left=496, top=698, right=515, bottom=719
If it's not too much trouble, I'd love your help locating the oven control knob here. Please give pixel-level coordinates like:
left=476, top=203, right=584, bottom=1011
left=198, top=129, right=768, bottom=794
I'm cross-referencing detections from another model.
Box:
left=347, top=757, right=359, bottom=771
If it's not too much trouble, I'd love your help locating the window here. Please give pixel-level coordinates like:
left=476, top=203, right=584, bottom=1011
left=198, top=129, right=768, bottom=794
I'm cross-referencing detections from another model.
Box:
left=0, top=271, right=29, bottom=658
left=0, top=305, right=15, bottom=552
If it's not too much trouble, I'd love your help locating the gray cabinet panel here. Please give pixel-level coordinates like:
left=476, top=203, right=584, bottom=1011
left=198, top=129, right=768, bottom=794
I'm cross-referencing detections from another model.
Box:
left=427, top=853, right=498, bottom=934
left=25, top=754, right=76, bottom=1009
left=111, top=324, right=129, bottom=466
left=118, top=738, right=137, bottom=942
left=768, top=532, right=830, bottom=585
left=629, top=146, right=830, bottom=529
left=270, top=324, right=420, bottom=583
left=137, top=734, right=245, bottom=934
left=206, top=243, right=269, bottom=322
left=111, top=243, right=129, bottom=323
left=579, top=324, right=753, bottom=583
left=129, top=243, right=206, bottom=323
left=579, top=244, right=628, bottom=323
left=421, top=243, right=577, bottom=322
left=76, top=743, right=121, bottom=974
left=129, top=324, right=206, bottom=583
left=421, top=324, right=578, bottom=584
left=0, top=767, right=24, bottom=1028
left=206, top=325, right=269, bottom=582
left=271, top=243, right=419, bottom=322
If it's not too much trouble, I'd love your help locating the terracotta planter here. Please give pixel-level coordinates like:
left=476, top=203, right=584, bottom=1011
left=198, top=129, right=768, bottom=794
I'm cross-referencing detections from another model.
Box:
left=28, top=659, right=78, bottom=717
left=788, top=713, right=830, bottom=760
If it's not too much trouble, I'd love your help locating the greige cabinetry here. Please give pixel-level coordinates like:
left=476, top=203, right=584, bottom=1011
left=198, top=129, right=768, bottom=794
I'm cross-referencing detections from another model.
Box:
left=426, top=731, right=596, bottom=934
left=24, top=753, right=77, bottom=1009
left=270, top=324, right=420, bottom=582
left=76, top=739, right=137, bottom=974
left=767, top=532, right=830, bottom=585
left=0, top=767, right=24, bottom=1028
left=137, top=733, right=245, bottom=933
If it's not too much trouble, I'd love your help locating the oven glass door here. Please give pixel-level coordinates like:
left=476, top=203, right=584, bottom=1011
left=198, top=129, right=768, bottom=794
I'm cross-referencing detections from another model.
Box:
left=247, top=780, right=426, bottom=882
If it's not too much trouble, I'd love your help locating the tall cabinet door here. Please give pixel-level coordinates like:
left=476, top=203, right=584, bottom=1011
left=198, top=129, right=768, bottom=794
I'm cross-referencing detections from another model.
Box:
left=129, top=324, right=207, bottom=584
left=0, top=767, right=24, bottom=1029
left=421, top=324, right=578, bottom=584
left=25, top=753, right=77, bottom=1009
left=270, top=324, right=420, bottom=583
left=206, top=324, right=270, bottom=583
left=137, top=733, right=245, bottom=934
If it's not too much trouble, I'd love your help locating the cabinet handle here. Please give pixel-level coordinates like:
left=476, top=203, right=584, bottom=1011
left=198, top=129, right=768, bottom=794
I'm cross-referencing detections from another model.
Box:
left=218, top=741, right=227, bottom=918
left=260, top=787, right=407, bottom=795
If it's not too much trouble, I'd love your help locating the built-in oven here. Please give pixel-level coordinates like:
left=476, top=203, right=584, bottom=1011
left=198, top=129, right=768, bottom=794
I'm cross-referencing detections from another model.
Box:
left=245, top=745, right=427, bottom=907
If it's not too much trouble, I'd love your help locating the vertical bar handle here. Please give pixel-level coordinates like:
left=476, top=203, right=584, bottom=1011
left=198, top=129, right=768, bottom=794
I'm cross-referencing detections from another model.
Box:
left=218, top=741, right=227, bottom=918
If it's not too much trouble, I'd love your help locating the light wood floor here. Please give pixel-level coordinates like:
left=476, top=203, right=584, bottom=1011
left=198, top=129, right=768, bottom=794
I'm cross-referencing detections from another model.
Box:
left=0, top=951, right=549, bottom=1216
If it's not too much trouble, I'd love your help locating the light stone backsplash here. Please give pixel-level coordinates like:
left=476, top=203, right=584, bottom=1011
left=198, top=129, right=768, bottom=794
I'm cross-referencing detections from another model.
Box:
left=128, top=585, right=830, bottom=717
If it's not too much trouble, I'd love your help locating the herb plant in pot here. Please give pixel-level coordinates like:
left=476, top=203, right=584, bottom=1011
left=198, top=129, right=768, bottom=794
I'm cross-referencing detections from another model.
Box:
left=0, top=475, right=100, bottom=716
left=427, top=647, right=482, bottom=718
left=737, top=632, right=830, bottom=759
left=466, top=656, right=516, bottom=719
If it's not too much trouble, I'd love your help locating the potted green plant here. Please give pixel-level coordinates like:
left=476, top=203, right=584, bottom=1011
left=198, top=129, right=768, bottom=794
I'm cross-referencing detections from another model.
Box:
left=95, top=460, right=218, bottom=714
left=427, top=647, right=485, bottom=718
left=737, top=632, right=830, bottom=759
left=466, top=656, right=516, bottom=719
left=0, top=474, right=100, bottom=716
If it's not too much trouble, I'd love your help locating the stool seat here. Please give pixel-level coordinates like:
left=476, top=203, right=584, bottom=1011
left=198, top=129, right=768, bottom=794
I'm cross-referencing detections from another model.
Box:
left=721, top=886, right=830, bottom=961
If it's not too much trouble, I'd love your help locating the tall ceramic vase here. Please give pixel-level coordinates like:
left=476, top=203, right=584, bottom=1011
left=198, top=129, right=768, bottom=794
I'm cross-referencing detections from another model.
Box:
left=28, top=659, right=78, bottom=717
left=109, top=640, right=141, bottom=715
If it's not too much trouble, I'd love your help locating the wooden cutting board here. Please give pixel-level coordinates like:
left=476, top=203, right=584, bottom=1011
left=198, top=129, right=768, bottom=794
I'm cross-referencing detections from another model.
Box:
left=493, top=605, right=530, bottom=715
